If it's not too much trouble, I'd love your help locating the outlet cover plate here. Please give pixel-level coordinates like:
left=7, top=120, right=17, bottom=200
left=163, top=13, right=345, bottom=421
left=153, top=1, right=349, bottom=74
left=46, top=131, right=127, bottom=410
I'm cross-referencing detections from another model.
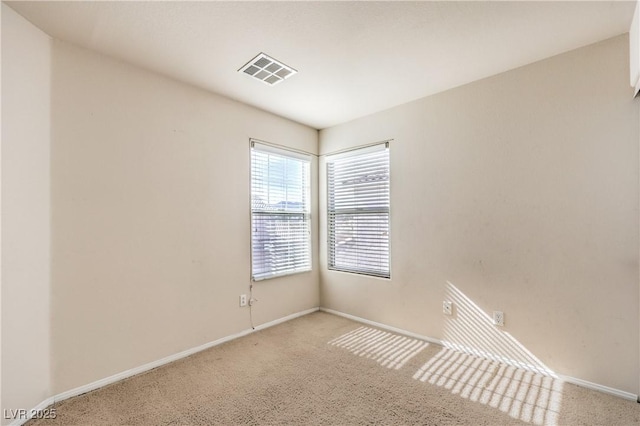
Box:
left=493, top=311, right=504, bottom=326
left=239, top=294, right=247, bottom=307
left=443, top=301, right=453, bottom=315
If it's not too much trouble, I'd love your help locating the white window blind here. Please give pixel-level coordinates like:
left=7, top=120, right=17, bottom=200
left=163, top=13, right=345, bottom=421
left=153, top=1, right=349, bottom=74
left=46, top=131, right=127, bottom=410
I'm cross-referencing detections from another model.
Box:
left=327, top=143, right=390, bottom=278
left=251, top=141, right=311, bottom=281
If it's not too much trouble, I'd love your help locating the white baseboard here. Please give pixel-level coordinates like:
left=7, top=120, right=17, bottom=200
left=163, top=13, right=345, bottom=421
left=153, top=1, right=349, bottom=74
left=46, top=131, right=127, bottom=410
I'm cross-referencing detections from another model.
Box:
left=252, top=307, right=319, bottom=332
left=8, top=397, right=56, bottom=426
left=12, top=307, right=319, bottom=426
left=558, top=375, right=637, bottom=401
left=320, top=307, right=638, bottom=402
left=320, top=307, right=445, bottom=346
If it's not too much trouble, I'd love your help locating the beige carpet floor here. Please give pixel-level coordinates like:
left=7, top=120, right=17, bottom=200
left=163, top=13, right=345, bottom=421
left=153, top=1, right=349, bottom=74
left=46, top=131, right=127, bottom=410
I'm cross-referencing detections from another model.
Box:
left=28, top=312, right=640, bottom=425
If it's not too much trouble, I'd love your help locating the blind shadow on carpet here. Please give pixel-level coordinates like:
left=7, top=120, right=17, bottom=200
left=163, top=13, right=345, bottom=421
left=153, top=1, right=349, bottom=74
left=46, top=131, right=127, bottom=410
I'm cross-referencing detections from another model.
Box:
left=328, top=325, right=562, bottom=425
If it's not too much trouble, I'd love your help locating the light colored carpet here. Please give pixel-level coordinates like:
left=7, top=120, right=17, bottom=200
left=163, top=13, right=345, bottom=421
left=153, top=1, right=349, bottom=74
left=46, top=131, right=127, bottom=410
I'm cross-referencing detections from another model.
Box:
left=28, top=312, right=640, bottom=425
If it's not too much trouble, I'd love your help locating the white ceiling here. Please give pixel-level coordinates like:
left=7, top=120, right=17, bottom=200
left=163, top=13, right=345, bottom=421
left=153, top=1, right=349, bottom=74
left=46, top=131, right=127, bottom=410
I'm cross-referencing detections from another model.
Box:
left=6, top=1, right=636, bottom=129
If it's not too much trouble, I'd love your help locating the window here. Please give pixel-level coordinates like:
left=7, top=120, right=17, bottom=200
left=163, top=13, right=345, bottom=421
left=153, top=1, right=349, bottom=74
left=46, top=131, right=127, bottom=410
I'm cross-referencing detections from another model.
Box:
left=251, top=141, right=311, bottom=280
left=327, top=143, right=390, bottom=278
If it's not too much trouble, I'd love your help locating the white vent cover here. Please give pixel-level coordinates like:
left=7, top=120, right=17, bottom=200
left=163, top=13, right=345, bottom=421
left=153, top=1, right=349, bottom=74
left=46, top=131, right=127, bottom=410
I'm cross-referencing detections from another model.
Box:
left=239, top=52, right=297, bottom=86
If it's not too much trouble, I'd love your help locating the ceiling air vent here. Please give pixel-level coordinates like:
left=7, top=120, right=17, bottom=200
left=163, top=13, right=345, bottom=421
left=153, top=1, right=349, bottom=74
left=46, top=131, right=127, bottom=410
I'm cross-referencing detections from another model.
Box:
left=238, top=52, right=297, bottom=86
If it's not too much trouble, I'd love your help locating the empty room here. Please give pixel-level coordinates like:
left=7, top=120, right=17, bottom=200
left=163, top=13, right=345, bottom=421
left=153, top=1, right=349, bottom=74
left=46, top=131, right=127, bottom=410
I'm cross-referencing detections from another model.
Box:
left=2, top=1, right=640, bottom=425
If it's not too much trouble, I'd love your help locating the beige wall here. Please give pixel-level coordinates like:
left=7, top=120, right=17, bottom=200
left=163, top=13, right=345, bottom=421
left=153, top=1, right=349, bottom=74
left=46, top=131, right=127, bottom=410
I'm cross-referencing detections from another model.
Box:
left=1, top=4, right=52, bottom=422
left=320, top=35, right=639, bottom=394
left=50, top=41, right=319, bottom=394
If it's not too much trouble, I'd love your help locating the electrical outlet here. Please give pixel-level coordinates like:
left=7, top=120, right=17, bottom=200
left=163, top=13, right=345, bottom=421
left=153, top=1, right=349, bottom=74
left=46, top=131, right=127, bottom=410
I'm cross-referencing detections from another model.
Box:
left=443, top=301, right=453, bottom=315
left=493, top=311, right=504, bottom=326
left=239, top=294, right=247, bottom=307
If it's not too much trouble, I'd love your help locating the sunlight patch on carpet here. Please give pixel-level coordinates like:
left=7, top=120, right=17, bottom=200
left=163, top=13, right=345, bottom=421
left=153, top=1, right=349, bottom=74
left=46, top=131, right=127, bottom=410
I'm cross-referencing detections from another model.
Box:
left=413, top=347, right=563, bottom=425
left=328, top=326, right=428, bottom=370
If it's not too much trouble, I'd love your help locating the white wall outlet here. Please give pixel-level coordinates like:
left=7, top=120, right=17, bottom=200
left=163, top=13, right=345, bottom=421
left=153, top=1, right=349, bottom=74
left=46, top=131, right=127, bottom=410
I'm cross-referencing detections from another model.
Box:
left=443, top=301, right=453, bottom=315
left=493, top=311, right=504, bottom=326
left=239, top=294, right=247, bottom=307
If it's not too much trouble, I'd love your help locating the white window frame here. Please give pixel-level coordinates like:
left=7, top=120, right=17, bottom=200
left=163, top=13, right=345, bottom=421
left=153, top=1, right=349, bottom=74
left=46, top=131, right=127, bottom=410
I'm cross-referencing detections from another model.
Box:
left=326, top=142, right=391, bottom=279
left=250, top=140, right=312, bottom=281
